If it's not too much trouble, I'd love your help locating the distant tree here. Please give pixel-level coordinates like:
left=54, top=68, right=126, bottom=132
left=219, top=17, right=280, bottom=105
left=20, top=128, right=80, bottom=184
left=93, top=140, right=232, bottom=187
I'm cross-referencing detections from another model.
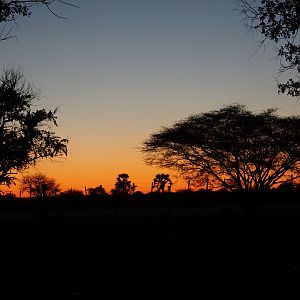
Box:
left=0, top=190, right=16, bottom=197
left=142, top=104, right=300, bottom=191
left=0, top=0, right=78, bottom=42
left=237, top=0, right=300, bottom=97
left=111, top=173, right=135, bottom=195
left=5, top=191, right=16, bottom=197
left=88, top=184, right=106, bottom=197
left=60, top=188, right=84, bottom=198
left=152, top=173, right=172, bottom=193
left=0, top=68, right=68, bottom=186
left=20, top=173, right=60, bottom=197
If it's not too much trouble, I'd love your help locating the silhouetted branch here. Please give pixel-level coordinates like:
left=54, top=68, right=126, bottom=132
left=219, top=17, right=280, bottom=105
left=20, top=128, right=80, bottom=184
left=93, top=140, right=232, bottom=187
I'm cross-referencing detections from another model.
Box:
left=0, top=0, right=78, bottom=41
left=236, top=0, right=300, bottom=97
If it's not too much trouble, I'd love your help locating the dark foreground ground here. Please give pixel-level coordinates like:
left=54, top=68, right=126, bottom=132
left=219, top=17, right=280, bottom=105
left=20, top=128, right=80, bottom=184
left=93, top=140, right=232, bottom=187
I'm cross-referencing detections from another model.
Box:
left=0, top=191, right=300, bottom=299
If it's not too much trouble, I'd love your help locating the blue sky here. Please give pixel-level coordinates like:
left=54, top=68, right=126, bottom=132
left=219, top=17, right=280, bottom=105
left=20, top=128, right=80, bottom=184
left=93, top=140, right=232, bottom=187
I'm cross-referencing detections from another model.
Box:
left=1, top=0, right=299, bottom=192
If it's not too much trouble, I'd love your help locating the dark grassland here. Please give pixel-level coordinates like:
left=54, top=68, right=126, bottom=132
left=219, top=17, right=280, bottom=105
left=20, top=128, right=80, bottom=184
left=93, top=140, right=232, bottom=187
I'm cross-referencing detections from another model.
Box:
left=0, top=191, right=299, bottom=299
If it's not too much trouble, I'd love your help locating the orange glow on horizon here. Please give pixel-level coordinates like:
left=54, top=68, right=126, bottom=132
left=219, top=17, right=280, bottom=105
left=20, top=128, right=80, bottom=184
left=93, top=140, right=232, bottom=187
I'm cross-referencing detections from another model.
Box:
left=0, top=156, right=187, bottom=196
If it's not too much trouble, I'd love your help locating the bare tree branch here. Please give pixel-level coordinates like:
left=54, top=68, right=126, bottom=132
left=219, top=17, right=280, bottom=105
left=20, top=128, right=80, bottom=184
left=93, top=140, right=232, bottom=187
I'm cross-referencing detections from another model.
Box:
left=0, top=0, right=78, bottom=41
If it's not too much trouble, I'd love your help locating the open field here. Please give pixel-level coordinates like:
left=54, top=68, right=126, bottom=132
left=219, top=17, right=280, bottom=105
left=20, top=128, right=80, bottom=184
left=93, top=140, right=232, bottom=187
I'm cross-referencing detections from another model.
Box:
left=0, top=191, right=299, bottom=298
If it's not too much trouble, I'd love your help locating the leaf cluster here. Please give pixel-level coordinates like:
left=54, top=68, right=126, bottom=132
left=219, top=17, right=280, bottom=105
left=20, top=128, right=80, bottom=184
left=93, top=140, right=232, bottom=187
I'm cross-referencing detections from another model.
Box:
left=0, top=0, right=31, bottom=23
left=237, top=0, right=300, bottom=96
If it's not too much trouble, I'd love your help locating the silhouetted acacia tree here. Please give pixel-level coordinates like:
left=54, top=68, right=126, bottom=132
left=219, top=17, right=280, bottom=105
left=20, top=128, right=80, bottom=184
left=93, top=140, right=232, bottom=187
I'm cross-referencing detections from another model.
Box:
left=0, top=0, right=78, bottom=41
left=111, top=173, right=134, bottom=195
left=142, top=104, right=300, bottom=191
left=237, top=0, right=300, bottom=97
left=20, top=173, right=60, bottom=197
left=0, top=68, right=68, bottom=186
left=152, top=173, right=172, bottom=193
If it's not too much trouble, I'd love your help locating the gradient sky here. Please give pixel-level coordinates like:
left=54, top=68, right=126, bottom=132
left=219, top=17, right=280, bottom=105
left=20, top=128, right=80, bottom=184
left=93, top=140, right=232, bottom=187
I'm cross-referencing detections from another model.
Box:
left=1, top=0, right=300, bottom=194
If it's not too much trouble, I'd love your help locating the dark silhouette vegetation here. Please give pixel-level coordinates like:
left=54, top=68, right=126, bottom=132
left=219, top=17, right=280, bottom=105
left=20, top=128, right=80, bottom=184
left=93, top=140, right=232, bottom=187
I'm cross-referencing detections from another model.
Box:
left=0, top=189, right=300, bottom=298
left=142, top=104, right=300, bottom=191
left=1, top=97, right=300, bottom=297
left=87, top=184, right=106, bottom=197
left=237, top=0, right=300, bottom=97
left=151, top=173, right=172, bottom=193
left=9, top=1, right=300, bottom=297
left=60, top=188, right=84, bottom=198
left=0, top=0, right=78, bottom=41
left=0, top=68, right=68, bottom=186
left=111, top=173, right=136, bottom=195
left=20, top=173, right=61, bottom=198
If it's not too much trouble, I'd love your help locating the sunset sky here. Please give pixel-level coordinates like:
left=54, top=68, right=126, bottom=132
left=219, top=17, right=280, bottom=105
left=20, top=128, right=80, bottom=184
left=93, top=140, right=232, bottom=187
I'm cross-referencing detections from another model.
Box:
left=1, top=0, right=300, bottom=194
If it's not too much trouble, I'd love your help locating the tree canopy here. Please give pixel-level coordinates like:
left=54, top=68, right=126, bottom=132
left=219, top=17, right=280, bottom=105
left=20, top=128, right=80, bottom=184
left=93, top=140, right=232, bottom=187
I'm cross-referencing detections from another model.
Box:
left=152, top=173, right=172, bottom=193
left=20, top=173, right=60, bottom=197
left=237, top=0, right=300, bottom=97
left=88, top=185, right=106, bottom=197
left=111, top=173, right=135, bottom=195
left=142, top=104, right=300, bottom=191
left=0, top=68, right=68, bottom=186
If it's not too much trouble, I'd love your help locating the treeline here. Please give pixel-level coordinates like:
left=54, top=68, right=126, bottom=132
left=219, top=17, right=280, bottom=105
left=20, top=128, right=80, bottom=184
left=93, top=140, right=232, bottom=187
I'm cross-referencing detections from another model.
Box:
left=0, top=188, right=300, bottom=210
left=13, top=172, right=174, bottom=198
